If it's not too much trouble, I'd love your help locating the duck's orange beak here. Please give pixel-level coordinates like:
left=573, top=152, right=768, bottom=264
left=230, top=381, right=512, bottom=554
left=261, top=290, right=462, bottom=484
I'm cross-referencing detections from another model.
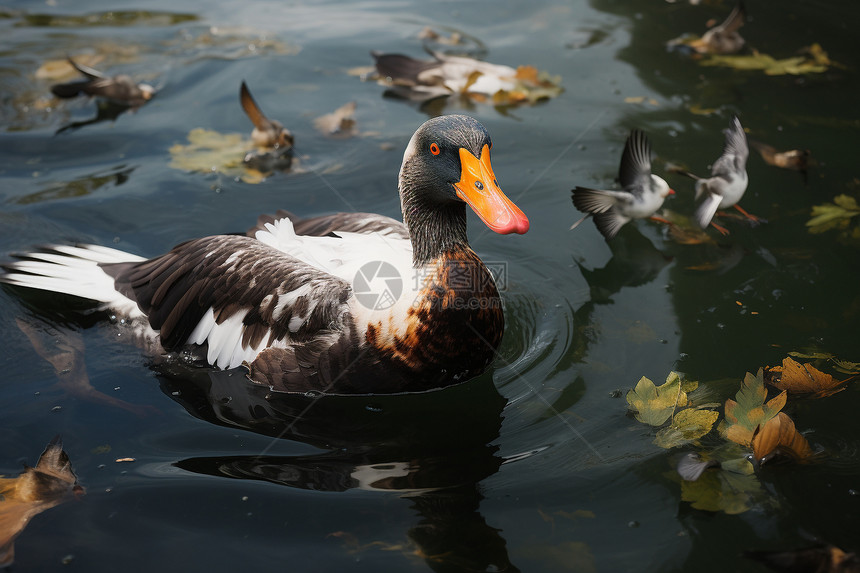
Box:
left=454, top=145, right=529, bottom=235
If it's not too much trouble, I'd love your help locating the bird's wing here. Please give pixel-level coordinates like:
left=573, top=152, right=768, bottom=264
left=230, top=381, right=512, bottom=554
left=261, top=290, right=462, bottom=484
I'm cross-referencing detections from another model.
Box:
left=67, top=57, right=106, bottom=80
left=240, top=81, right=271, bottom=131
left=592, top=211, right=629, bottom=240
left=248, top=210, right=408, bottom=240
left=371, top=51, right=442, bottom=87
left=711, top=116, right=748, bottom=178
left=572, top=186, right=630, bottom=214
left=716, top=1, right=746, bottom=34
left=102, top=234, right=353, bottom=369
left=618, top=129, right=653, bottom=191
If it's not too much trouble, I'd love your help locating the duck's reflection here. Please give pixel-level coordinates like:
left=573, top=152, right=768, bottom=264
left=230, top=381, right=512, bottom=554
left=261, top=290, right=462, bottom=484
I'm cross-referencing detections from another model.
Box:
left=159, top=366, right=520, bottom=572
left=55, top=100, right=135, bottom=135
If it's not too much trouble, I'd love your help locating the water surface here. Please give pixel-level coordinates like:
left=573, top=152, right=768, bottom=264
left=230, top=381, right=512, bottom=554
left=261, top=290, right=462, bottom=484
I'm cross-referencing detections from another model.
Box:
left=1, top=0, right=859, bottom=571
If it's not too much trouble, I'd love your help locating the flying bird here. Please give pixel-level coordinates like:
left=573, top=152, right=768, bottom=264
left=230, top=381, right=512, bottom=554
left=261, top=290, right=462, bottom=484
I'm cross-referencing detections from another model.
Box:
left=749, top=139, right=812, bottom=183
left=571, top=129, right=675, bottom=240
left=50, top=57, right=155, bottom=107
left=1, top=115, right=529, bottom=395
left=674, top=116, right=760, bottom=235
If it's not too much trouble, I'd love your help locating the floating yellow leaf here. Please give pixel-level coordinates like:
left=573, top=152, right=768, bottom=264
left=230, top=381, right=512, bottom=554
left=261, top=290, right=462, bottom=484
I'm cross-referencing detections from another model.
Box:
left=626, top=372, right=687, bottom=426
left=169, top=128, right=266, bottom=183
left=700, top=46, right=837, bottom=76
left=807, top=194, right=860, bottom=234
left=654, top=407, right=719, bottom=449
left=723, top=369, right=786, bottom=446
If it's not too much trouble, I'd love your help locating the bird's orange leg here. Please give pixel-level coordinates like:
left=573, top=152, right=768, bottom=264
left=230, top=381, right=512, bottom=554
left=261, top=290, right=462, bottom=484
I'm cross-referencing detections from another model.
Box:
left=648, top=215, right=674, bottom=226
left=709, top=221, right=730, bottom=236
left=733, top=204, right=767, bottom=226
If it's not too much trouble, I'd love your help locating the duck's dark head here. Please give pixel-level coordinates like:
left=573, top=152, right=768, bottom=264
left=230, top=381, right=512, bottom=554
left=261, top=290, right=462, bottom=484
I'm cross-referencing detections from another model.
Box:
left=399, top=115, right=529, bottom=264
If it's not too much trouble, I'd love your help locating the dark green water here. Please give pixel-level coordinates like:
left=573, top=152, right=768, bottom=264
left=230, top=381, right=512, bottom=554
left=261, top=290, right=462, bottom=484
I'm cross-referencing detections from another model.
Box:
left=1, top=0, right=858, bottom=571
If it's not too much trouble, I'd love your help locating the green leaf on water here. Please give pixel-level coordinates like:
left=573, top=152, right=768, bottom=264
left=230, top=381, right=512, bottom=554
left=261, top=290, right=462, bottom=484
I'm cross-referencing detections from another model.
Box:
left=723, top=369, right=787, bottom=446
left=806, top=194, right=860, bottom=234
left=654, top=407, right=719, bottom=449
left=626, top=372, right=687, bottom=426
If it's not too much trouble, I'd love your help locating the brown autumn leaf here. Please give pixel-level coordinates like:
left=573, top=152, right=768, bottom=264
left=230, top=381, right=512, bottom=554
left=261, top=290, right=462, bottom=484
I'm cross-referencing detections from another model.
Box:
left=0, top=437, right=84, bottom=567
left=514, top=65, right=539, bottom=84
left=766, top=356, right=852, bottom=398
left=751, top=412, right=814, bottom=465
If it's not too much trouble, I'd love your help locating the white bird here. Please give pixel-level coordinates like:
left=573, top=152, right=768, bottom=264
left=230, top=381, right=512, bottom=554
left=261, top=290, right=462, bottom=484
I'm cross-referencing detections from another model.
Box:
left=676, top=116, right=760, bottom=235
left=571, top=129, right=675, bottom=240
left=0, top=115, right=529, bottom=395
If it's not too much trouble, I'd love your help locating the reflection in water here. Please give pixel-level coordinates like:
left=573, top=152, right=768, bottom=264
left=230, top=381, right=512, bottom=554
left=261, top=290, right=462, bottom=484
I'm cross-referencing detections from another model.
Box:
left=13, top=164, right=136, bottom=205
left=160, top=366, right=520, bottom=572
left=572, top=230, right=672, bottom=362
left=55, top=100, right=141, bottom=135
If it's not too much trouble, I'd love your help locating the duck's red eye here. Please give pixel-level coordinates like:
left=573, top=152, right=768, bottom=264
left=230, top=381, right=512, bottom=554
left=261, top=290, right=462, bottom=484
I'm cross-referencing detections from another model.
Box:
left=430, top=142, right=440, bottom=156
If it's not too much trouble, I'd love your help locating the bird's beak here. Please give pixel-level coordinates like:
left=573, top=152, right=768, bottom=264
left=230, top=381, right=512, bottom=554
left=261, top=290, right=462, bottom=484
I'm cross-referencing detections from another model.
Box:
left=454, top=144, right=529, bottom=234
left=668, top=189, right=676, bottom=196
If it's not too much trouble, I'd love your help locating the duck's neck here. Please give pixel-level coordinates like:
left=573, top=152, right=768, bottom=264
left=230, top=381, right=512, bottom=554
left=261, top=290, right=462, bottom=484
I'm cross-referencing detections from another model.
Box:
left=401, top=187, right=470, bottom=266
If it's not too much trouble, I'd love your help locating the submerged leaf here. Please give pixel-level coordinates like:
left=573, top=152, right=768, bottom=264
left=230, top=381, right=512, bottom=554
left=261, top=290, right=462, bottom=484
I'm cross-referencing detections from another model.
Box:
left=766, top=356, right=852, bottom=398
left=626, top=372, right=686, bottom=426
left=680, top=464, right=762, bottom=514
left=654, top=408, right=719, bottom=449
left=751, top=412, right=814, bottom=465
left=724, top=369, right=786, bottom=446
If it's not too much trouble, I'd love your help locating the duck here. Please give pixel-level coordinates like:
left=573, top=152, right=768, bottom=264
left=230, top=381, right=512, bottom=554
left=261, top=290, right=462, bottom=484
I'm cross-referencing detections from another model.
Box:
left=570, top=129, right=675, bottom=240
left=240, top=81, right=294, bottom=150
left=372, top=50, right=519, bottom=101
left=0, top=115, right=529, bottom=395
left=239, top=81, right=294, bottom=172
left=689, top=1, right=746, bottom=55
left=50, top=57, right=156, bottom=108
left=673, top=116, right=760, bottom=235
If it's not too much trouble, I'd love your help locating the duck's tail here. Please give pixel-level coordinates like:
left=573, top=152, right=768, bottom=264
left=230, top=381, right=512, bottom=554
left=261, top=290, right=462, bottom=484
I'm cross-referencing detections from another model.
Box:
left=1, top=244, right=145, bottom=318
